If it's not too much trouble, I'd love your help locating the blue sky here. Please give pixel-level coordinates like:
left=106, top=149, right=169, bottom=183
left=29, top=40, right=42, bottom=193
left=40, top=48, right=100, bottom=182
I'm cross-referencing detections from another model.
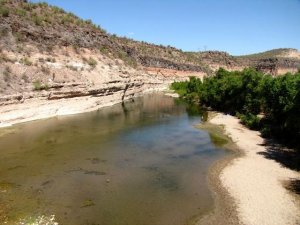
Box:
left=31, top=0, right=300, bottom=55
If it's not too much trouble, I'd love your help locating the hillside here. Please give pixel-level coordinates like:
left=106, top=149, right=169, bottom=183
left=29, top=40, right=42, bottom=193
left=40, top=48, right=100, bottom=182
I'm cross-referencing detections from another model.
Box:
left=235, top=48, right=300, bottom=75
left=0, top=0, right=300, bottom=126
left=1, top=0, right=298, bottom=74
left=237, top=48, right=300, bottom=60
left=0, top=0, right=210, bottom=72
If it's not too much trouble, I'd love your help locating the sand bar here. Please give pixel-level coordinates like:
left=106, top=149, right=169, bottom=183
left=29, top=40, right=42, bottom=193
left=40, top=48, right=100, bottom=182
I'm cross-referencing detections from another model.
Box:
left=210, top=113, right=300, bottom=225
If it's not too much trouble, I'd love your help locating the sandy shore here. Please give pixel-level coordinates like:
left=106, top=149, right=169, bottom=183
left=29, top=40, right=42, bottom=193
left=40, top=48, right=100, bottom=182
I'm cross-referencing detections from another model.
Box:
left=208, top=113, right=300, bottom=225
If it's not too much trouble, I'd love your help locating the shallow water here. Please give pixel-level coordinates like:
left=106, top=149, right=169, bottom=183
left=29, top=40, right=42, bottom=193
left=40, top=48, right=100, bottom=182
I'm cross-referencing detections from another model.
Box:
left=0, top=94, right=229, bottom=225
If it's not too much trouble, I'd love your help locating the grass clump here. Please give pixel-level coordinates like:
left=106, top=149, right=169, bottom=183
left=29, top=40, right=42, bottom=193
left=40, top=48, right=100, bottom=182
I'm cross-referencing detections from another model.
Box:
left=20, top=57, right=33, bottom=66
left=0, top=6, right=9, bottom=17
left=15, top=8, right=26, bottom=17
left=99, top=46, right=109, bottom=55
left=85, top=57, right=97, bottom=68
left=32, top=14, right=43, bottom=26
left=33, top=80, right=49, bottom=91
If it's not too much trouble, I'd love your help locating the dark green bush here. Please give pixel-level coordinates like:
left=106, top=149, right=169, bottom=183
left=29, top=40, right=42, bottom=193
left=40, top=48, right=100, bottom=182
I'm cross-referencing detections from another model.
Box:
left=171, top=68, right=300, bottom=148
left=171, top=76, right=202, bottom=100
left=237, top=113, right=261, bottom=130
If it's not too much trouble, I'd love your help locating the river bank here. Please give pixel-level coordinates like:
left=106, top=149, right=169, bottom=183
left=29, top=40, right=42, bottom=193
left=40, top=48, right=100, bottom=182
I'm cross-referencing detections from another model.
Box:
left=0, top=86, right=169, bottom=128
left=0, top=94, right=228, bottom=225
left=204, top=112, right=300, bottom=225
left=1, top=92, right=299, bottom=225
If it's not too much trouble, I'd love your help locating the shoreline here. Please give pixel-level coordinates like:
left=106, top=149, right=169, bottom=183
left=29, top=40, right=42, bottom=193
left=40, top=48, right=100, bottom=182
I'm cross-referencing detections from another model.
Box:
left=203, top=112, right=300, bottom=225
left=0, top=88, right=168, bottom=128
left=1, top=94, right=300, bottom=225
left=196, top=119, right=242, bottom=225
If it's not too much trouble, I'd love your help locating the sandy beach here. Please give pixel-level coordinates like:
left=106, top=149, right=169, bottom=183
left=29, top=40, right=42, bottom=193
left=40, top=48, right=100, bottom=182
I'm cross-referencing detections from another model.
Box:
left=208, top=113, right=300, bottom=225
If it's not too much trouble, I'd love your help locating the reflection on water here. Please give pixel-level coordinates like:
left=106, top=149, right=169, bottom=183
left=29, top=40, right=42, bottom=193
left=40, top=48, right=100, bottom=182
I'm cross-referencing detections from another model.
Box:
left=0, top=94, right=229, bottom=225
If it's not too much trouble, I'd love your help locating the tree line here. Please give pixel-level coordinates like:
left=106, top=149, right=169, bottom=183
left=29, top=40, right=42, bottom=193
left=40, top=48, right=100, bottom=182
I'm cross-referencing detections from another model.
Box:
left=171, top=68, right=300, bottom=149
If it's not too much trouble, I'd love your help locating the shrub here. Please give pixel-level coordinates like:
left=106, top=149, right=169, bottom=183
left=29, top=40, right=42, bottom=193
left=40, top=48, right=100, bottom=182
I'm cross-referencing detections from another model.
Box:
left=86, top=57, right=97, bottom=68
left=237, top=113, right=261, bottom=130
left=52, top=6, right=64, bottom=14
left=0, top=7, right=9, bottom=17
left=171, top=80, right=188, bottom=96
left=15, top=8, right=26, bottom=17
left=61, top=14, right=73, bottom=24
left=32, top=15, right=43, bottom=26
left=117, top=51, right=137, bottom=68
left=99, top=46, right=109, bottom=55
left=23, top=2, right=34, bottom=11
left=20, top=57, right=32, bottom=66
left=33, top=81, right=49, bottom=91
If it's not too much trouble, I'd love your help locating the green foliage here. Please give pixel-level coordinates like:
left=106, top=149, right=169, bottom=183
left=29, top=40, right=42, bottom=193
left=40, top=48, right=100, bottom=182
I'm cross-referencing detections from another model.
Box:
left=0, top=6, right=9, bottom=17
left=33, top=81, right=49, bottom=91
left=52, top=6, right=64, bottom=14
left=22, top=2, right=34, bottom=11
left=32, top=14, right=43, bottom=26
left=171, top=77, right=202, bottom=100
left=237, top=113, right=261, bottom=130
left=15, top=8, right=26, bottom=17
left=261, top=72, right=300, bottom=145
left=85, top=57, right=97, bottom=68
left=170, top=80, right=189, bottom=96
left=36, top=2, right=49, bottom=8
left=117, top=50, right=137, bottom=68
left=199, top=68, right=265, bottom=114
left=61, top=14, right=74, bottom=24
left=20, top=57, right=32, bottom=66
left=171, top=68, right=300, bottom=148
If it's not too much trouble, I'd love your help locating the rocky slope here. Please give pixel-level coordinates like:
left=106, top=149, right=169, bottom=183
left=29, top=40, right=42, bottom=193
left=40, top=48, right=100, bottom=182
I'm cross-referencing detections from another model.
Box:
left=0, top=0, right=299, bottom=125
left=0, top=43, right=181, bottom=126
left=236, top=48, right=300, bottom=75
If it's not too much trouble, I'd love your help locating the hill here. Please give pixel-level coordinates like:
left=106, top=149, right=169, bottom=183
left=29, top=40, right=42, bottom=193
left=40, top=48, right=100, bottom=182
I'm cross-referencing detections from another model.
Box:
left=235, top=48, right=300, bottom=74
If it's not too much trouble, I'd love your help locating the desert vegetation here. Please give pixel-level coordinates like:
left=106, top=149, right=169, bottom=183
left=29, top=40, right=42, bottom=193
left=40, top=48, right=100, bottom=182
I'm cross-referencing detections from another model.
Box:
left=32, top=80, right=49, bottom=91
left=171, top=68, right=300, bottom=148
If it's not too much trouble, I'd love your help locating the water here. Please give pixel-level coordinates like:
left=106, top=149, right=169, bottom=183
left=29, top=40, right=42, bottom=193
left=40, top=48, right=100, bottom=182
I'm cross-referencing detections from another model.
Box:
left=0, top=94, right=229, bottom=225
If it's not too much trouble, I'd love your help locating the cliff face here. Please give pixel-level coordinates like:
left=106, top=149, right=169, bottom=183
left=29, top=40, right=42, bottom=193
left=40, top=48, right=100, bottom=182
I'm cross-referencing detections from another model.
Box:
left=0, top=44, right=179, bottom=126
left=0, top=1, right=299, bottom=126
